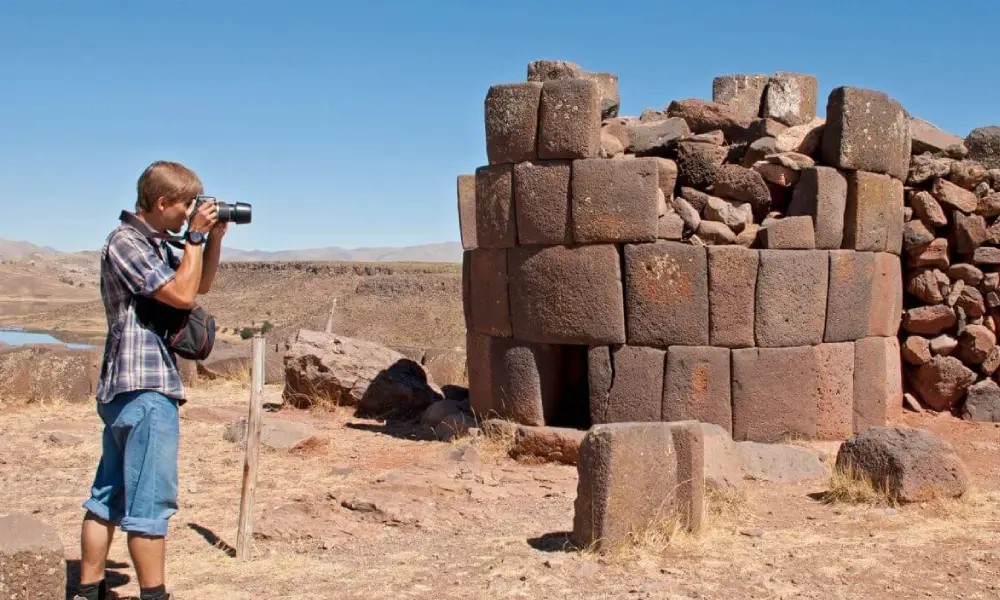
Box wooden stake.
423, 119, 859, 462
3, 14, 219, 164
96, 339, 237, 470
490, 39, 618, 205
324, 298, 338, 333
236, 334, 265, 561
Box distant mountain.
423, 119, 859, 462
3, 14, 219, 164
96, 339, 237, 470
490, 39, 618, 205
0, 237, 464, 264
0, 239, 59, 259
221, 242, 463, 263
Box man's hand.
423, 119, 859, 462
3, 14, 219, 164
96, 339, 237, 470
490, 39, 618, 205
190, 200, 219, 234
210, 220, 229, 242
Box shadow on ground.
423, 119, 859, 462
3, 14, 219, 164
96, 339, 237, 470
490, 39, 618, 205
65, 559, 131, 599
527, 532, 579, 553
187, 522, 237, 558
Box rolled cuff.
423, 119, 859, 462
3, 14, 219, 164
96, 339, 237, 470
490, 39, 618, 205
120, 515, 171, 537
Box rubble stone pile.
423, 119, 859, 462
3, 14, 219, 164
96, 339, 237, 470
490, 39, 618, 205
458, 59, 920, 443
899, 124, 1000, 419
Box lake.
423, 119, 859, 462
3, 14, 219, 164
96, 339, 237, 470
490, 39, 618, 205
0, 328, 95, 349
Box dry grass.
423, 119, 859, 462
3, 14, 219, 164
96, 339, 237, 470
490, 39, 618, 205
469, 415, 518, 463
817, 463, 896, 507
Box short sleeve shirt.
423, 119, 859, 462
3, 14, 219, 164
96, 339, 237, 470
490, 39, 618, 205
95, 215, 185, 403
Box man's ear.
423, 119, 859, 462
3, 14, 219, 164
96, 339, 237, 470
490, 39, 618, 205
154, 196, 168, 212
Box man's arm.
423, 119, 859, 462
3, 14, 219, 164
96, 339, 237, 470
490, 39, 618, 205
198, 222, 227, 294
154, 243, 205, 309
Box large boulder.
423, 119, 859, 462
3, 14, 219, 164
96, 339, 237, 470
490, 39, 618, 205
282, 329, 442, 418
835, 427, 969, 503
0, 513, 65, 600
0, 344, 99, 406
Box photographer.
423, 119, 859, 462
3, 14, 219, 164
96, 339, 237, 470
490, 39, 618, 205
71, 160, 226, 600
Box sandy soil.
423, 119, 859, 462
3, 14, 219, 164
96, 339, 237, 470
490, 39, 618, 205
2, 382, 1000, 600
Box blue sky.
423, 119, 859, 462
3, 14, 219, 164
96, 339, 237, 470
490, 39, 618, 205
0, 0, 996, 253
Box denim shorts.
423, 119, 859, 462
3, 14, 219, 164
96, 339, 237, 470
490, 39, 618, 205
82, 390, 180, 537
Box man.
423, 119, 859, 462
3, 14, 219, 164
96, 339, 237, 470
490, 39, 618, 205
72, 160, 227, 600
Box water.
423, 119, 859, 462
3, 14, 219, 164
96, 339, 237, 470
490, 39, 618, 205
0, 327, 95, 349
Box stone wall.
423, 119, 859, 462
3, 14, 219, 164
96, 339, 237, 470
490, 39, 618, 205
900, 125, 1000, 420
459, 59, 911, 443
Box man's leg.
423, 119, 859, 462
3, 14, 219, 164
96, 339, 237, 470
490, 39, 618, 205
80, 513, 115, 583
115, 391, 180, 599
76, 396, 130, 599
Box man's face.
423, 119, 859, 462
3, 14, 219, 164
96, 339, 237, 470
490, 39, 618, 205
158, 196, 196, 233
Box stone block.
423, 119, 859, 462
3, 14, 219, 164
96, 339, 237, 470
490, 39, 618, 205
513, 160, 572, 245
787, 166, 848, 250
588, 345, 665, 424
573, 421, 705, 551
468, 248, 511, 337
489, 338, 563, 426
475, 164, 516, 248
582, 71, 620, 119
755, 250, 829, 348
666, 98, 755, 142
466, 330, 492, 417
457, 174, 477, 250
844, 171, 904, 253
0, 513, 65, 600
538, 79, 602, 160
707, 246, 758, 348
815, 342, 856, 440
760, 216, 816, 249
484, 82, 543, 165
821, 86, 912, 180
663, 346, 732, 433
571, 158, 659, 243
624, 242, 709, 346
763, 72, 818, 127
826, 250, 875, 343
508, 244, 625, 345
731, 347, 819, 443
712, 74, 768, 120
854, 337, 902, 432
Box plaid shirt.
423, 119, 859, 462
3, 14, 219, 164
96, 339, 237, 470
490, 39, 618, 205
95, 213, 186, 404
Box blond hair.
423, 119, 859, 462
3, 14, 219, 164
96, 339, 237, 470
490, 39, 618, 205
136, 160, 204, 211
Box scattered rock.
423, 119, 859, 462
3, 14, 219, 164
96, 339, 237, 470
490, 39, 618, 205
774, 118, 825, 154
965, 126, 1000, 169
666, 98, 754, 141
903, 220, 935, 252
911, 190, 948, 228
626, 118, 691, 155
696, 220, 737, 245
902, 305, 957, 335
836, 427, 969, 503
711, 165, 772, 218
951, 160, 991, 191
956, 324, 996, 364
907, 154, 952, 186
963, 380, 1000, 422
933, 178, 979, 213
675, 141, 728, 189
930, 334, 959, 356
910, 118, 966, 156
224, 417, 330, 453
0, 345, 99, 405
704, 196, 753, 233
672, 196, 702, 231
909, 356, 977, 411
901, 336, 932, 366
47, 431, 83, 447
948, 263, 984, 286
906, 269, 946, 304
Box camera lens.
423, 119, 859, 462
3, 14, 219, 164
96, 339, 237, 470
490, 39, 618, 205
215, 201, 252, 224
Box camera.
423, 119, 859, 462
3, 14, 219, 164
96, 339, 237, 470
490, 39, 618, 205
193, 195, 252, 225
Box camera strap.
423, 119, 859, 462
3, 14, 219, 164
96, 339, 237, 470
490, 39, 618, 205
118, 210, 186, 250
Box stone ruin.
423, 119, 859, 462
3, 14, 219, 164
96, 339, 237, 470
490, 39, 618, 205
455, 59, 1000, 548
458, 60, 915, 445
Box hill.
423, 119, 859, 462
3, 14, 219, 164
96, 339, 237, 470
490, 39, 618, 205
221, 241, 463, 263
0, 239, 59, 258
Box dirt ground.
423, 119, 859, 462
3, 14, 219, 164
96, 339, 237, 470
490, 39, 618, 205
3, 382, 1000, 600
